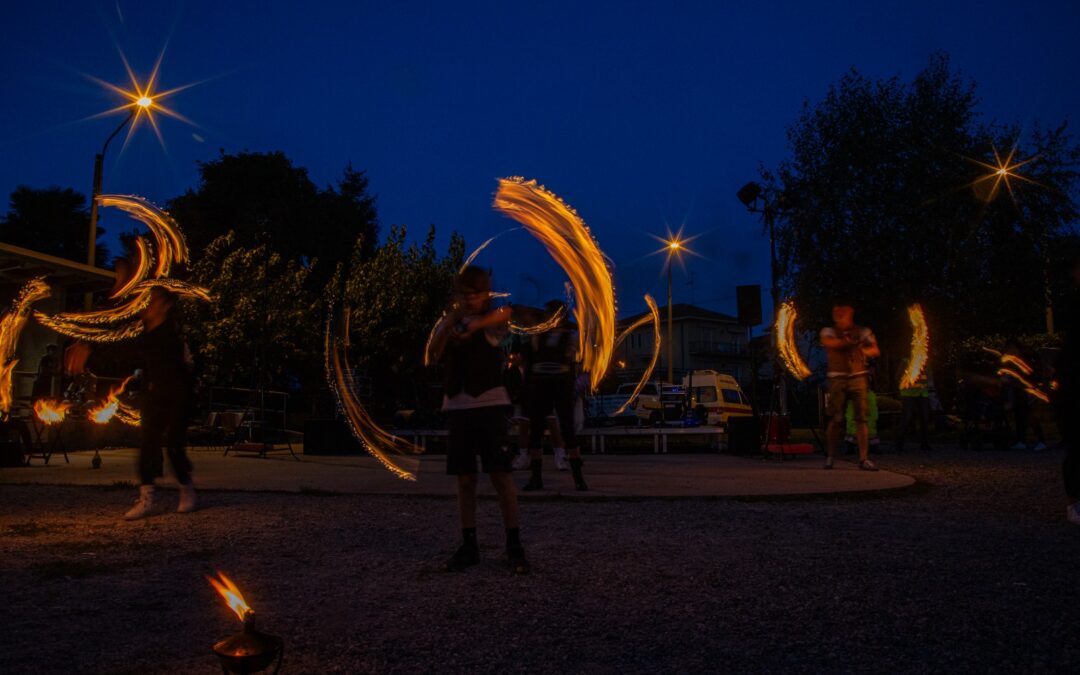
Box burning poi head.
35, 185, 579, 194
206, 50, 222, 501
776, 300, 812, 381
87, 376, 140, 426
33, 399, 71, 425
900, 304, 929, 389
0, 278, 52, 414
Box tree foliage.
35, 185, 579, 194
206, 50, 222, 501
338, 225, 465, 416
184, 231, 319, 394
0, 186, 108, 266
167, 151, 378, 289
765, 53, 1080, 385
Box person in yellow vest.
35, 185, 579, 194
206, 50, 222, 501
820, 303, 880, 470
896, 356, 932, 453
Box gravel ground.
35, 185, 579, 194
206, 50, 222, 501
2, 447, 1079, 674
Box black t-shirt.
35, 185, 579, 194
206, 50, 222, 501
137, 320, 189, 393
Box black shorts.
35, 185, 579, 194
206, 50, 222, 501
446, 407, 512, 475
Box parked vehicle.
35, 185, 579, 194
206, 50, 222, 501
682, 370, 752, 427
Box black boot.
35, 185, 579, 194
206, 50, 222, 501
523, 459, 544, 491
569, 457, 588, 491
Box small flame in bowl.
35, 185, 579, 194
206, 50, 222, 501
34, 399, 71, 424
208, 571, 252, 622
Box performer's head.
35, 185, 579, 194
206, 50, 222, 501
831, 302, 854, 329
454, 265, 492, 314
139, 286, 178, 329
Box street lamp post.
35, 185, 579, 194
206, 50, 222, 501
665, 239, 683, 385
87, 109, 137, 268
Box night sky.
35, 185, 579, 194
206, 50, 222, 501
2, 1, 1078, 318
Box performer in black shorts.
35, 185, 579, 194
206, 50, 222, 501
522, 300, 588, 491
430, 266, 528, 573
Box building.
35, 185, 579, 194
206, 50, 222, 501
0, 242, 115, 402
615, 303, 752, 388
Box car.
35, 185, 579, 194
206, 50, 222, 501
682, 370, 753, 427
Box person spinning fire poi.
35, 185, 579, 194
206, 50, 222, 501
820, 302, 880, 471
428, 265, 529, 574
66, 286, 197, 519
521, 300, 588, 492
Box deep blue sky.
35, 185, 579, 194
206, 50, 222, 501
2, 1, 1077, 318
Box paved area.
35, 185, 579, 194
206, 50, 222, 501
1, 447, 1077, 674
2, 445, 915, 497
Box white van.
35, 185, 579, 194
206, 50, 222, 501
682, 370, 752, 426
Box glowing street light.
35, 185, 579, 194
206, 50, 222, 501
650, 228, 697, 384
85, 53, 197, 272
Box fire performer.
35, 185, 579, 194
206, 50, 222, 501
67, 287, 196, 519
1059, 258, 1080, 526
820, 302, 880, 470
895, 356, 932, 453
429, 266, 529, 573
521, 300, 587, 491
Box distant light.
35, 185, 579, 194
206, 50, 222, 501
137, 96, 153, 108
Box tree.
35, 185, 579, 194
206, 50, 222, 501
167, 151, 379, 289
183, 231, 320, 395
0, 186, 108, 266
338, 224, 465, 419
764, 53, 1080, 386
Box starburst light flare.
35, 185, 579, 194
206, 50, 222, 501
900, 304, 930, 389
493, 178, 616, 391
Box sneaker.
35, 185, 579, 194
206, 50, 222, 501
506, 546, 530, 575
1010, 442, 1028, 451
823, 457, 834, 470
554, 448, 569, 471
445, 545, 480, 572
1032, 442, 1048, 451
512, 450, 530, 470
1068, 503, 1080, 526
177, 484, 197, 514
124, 486, 155, 520
859, 459, 879, 471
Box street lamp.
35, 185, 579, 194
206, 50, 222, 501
737, 181, 789, 414
87, 96, 153, 268
661, 235, 687, 385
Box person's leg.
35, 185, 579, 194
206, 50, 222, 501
524, 379, 553, 489
1013, 394, 1029, 447
445, 411, 481, 570
457, 474, 478, 528
825, 378, 844, 467
852, 377, 874, 468
489, 472, 519, 528
553, 376, 586, 489
127, 400, 164, 519
917, 397, 931, 450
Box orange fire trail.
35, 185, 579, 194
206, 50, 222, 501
98, 195, 189, 277
208, 571, 253, 622
33, 399, 71, 424
110, 236, 153, 299
35, 195, 207, 342
87, 376, 138, 425
326, 308, 421, 480
611, 294, 662, 416
776, 300, 812, 381
0, 278, 51, 414
493, 178, 616, 391
900, 304, 930, 389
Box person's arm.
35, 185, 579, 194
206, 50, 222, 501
820, 327, 850, 350
460, 305, 511, 336
860, 329, 880, 359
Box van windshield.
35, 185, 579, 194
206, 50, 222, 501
722, 389, 743, 404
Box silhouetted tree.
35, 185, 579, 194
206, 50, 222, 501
764, 53, 1080, 386
0, 186, 108, 266
167, 151, 378, 289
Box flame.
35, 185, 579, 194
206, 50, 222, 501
33, 399, 71, 424
110, 236, 153, 299
326, 307, 421, 480
34, 195, 206, 343
509, 303, 567, 336
611, 294, 663, 415
87, 376, 136, 425
986, 348, 1050, 404
493, 178, 616, 392
208, 572, 253, 623
0, 278, 52, 413
776, 300, 812, 381
900, 304, 930, 389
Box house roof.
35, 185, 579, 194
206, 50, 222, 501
619, 303, 737, 327
0, 242, 115, 292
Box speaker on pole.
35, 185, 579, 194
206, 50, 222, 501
736, 284, 762, 327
